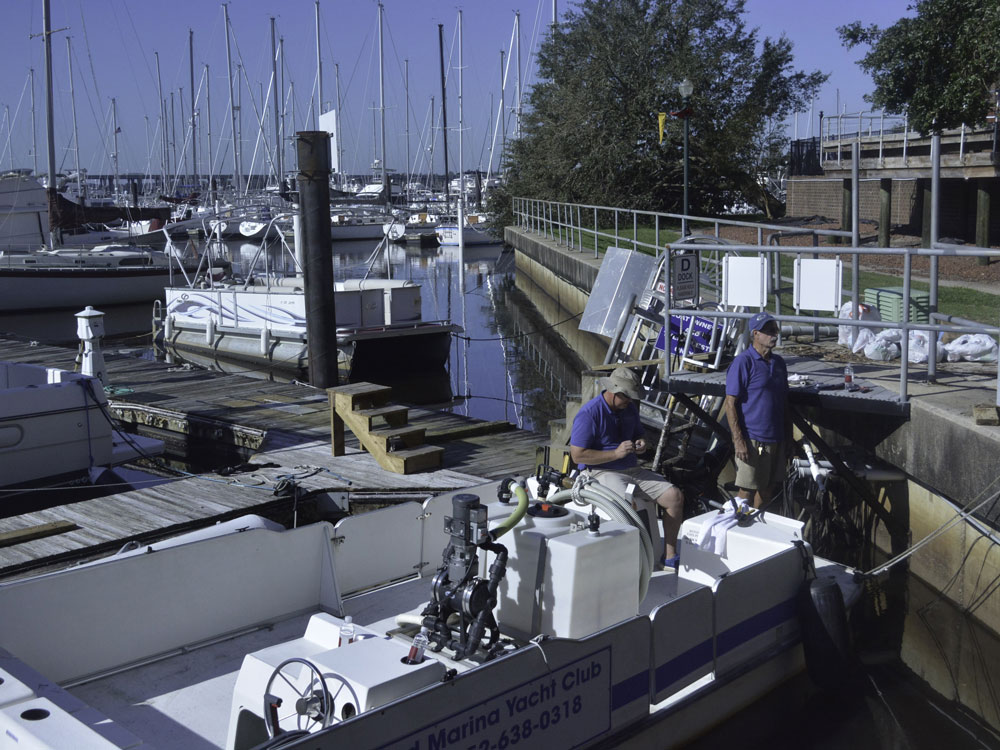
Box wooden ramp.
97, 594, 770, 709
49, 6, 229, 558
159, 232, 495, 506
329, 383, 444, 474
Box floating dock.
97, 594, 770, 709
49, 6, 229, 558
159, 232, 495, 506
0, 337, 546, 579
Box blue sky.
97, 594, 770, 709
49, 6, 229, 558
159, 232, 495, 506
1, 0, 911, 179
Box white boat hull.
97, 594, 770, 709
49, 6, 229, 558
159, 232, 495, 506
0, 477, 856, 749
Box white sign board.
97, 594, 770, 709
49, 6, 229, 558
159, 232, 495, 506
793, 258, 842, 311
318, 110, 339, 173
722, 255, 769, 309
671, 253, 699, 302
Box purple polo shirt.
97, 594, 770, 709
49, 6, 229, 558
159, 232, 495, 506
570, 391, 644, 471
725, 346, 788, 442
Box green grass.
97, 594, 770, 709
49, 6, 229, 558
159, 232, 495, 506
567, 224, 998, 326
774, 257, 999, 326
561, 222, 683, 256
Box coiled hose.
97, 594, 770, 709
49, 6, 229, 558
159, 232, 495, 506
546, 476, 656, 602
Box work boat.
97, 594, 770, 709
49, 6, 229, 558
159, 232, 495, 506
0, 475, 857, 749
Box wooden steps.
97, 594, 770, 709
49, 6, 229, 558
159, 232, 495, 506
328, 383, 443, 474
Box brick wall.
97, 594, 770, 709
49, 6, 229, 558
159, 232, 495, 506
786, 177, 999, 242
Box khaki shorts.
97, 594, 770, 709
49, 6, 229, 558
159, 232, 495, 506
589, 466, 675, 506
734, 440, 785, 491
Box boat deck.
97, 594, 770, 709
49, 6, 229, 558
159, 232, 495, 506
0, 337, 547, 579
64, 566, 685, 750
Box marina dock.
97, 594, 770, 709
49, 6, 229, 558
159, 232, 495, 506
0, 337, 546, 579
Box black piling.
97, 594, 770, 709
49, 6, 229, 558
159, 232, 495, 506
296, 131, 338, 389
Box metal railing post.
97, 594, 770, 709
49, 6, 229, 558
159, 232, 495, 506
900, 249, 912, 401
594, 206, 600, 258
928, 133, 941, 378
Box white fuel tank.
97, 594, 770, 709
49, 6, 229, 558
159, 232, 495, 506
484, 501, 639, 641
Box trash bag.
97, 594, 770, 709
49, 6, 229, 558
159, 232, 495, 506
838, 302, 881, 352
908, 330, 945, 363
943, 333, 999, 363
864, 333, 901, 361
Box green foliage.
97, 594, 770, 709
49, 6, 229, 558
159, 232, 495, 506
503, 0, 826, 216
839, 0, 1000, 132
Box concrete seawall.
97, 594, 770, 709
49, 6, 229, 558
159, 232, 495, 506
506, 223, 1000, 725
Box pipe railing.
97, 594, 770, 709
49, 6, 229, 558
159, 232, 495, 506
511, 197, 999, 405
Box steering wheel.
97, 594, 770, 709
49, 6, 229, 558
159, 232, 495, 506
263, 658, 335, 738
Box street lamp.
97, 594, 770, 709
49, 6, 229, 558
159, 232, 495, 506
677, 78, 693, 236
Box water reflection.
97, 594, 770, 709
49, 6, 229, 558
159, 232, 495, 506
0, 237, 585, 435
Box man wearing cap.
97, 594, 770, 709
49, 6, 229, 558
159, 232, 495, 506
725, 312, 792, 509
569, 366, 685, 567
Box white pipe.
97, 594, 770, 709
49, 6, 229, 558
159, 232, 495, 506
792, 458, 905, 482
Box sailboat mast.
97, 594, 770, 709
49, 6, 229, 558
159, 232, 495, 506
111, 98, 121, 203
458, 10, 464, 220
315, 0, 323, 130
42, 0, 57, 249
189, 29, 198, 191
66, 37, 84, 204
280, 36, 287, 180
270, 17, 282, 184
155, 51, 166, 189
223, 3, 240, 193
499, 50, 506, 170
29, 68, 37, 177
378, 1, 389, 212
404, 59, 410, 200
205, 63, 213, 198
438, 24, 449, 204
335, 63, 343, 178
515, 12, 522, 139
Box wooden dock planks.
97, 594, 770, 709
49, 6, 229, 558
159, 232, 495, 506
0, 337, 547, 578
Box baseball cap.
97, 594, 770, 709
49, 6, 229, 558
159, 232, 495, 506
603, 366, 643, 400
748, 311, 778, 333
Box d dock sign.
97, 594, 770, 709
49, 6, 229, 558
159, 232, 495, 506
671, 254, 699, 303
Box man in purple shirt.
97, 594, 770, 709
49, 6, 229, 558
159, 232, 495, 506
725, 312, 792, 509
570, 366, 684, 567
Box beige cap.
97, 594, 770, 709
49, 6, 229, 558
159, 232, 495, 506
603, 366, 643, 400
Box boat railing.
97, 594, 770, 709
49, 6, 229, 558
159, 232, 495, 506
512, 197, 1000, 404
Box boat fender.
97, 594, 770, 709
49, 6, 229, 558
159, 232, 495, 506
798, 576, 852, 691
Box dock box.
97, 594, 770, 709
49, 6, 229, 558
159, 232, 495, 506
863, 286, 930, 323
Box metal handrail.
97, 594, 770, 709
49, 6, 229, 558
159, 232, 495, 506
511, 196, 999, 405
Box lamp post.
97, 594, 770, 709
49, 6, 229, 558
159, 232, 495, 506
677, 78, 693, 236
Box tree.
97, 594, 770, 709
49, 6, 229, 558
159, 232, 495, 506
839, 0, 1000, 133
502, 0, 826, 218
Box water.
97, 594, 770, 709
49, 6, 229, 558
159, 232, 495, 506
0, 236, 564, 434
